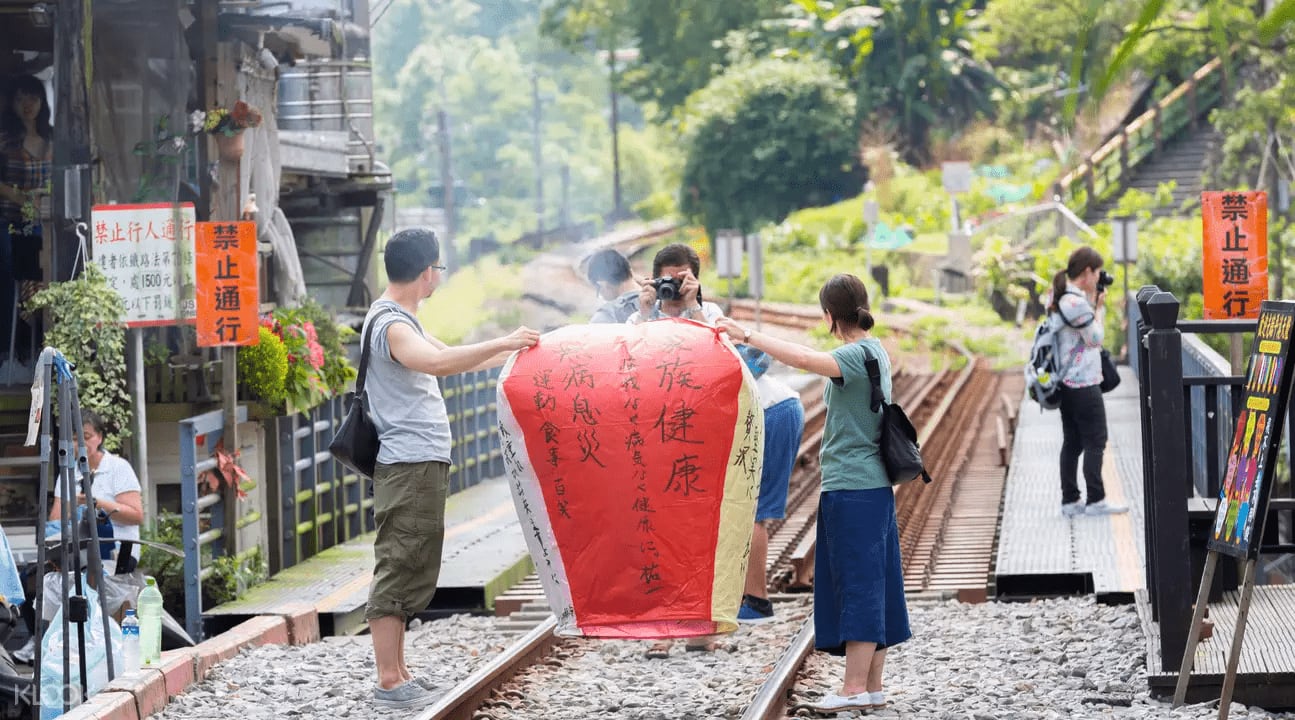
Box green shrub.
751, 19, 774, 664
141, 512, 268, 615
237, 326, 289, 409
633, 190, 678, 221
679, 56, 863, 237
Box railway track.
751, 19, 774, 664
436, 298, 1013, 720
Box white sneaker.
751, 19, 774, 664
868, 690, 886, 708
1061, 501, 1084, 518
810, 691, 874, 713
12, 637, 34, 664
1086, 499, 1129, 515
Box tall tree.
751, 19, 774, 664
372, 0, 671, 242
790, 0, 1000, 165
542, 0, 782, 115
678, 56, 864, 238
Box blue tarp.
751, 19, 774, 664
866, 222, 915, 249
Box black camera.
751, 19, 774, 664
1097, 270, 1115, 291
653, 276, 681, 301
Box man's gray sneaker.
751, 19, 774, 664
375, 680, 436, 709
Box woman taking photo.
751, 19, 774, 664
719, 273, 910, 713
1048, 246, 1127, 517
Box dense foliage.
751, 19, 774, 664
788, 0, 1000, 165
141, 512, 267, 616
678, 57, 863, 238
542, 0, 782, 115
236, 302, 355, 415
25, 263, 132, 451
372, 0, 676, 246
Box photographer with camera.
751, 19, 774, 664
1047, 246, 1127, 518
627, 243, 725, 326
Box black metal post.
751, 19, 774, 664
1143, 290, 1193, 667
1135, 285, 1160, 616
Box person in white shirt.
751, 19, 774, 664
14, 410, 146, 663
626, 243, 725, 325
49, 410, 144, 560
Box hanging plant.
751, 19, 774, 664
191, 100, 264, 137
24, 263, 131, 450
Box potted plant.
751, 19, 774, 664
192, 100, 263, 162
236, 300, 356, 417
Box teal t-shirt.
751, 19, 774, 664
820, 337, 892, 492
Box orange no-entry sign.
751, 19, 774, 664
195, 221, 259, 346
1202, 191, 1268, 320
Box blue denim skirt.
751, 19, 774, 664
814, 487, 912, 654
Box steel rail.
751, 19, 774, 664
743, 323, 983, 720
463, 301, 989, 720
415, 616, 561, 720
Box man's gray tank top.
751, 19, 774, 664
362, 299, 452, 465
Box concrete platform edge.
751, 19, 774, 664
57, 605, 315, 720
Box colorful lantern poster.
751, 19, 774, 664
497, 320, 762, 638
1210, 301, 1295, 558
1202, 191, 1267, 320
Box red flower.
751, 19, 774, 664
307, 340, 325, 369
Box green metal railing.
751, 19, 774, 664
270, 396, 375, 573
1055, 58, 1225, 214
267, 368, 504, 573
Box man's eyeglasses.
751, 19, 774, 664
430, 264, 447, 271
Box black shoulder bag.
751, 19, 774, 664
863, 350, 932, 485
329, 308, 393, 478
1055, 291, 1120, 394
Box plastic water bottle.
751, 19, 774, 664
137, 577, 164, 667
121, 609, 140, 674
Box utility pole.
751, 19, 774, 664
532, 72, 544, 234
560, 164, 572, 229
437, 109, 456, 271
608, 35, 623, 218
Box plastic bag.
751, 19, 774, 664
99, 572, 145, 617
39, 575, 123, 719
0, 524, 24, 604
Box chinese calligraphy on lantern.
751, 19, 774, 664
1202, 191, 1268, 320
90, 203, 197, 326
496, 321, 760, 638
195, 222, 259, 346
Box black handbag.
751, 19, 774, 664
864, 352, 932, 485
1099, 348, 1121, 393
329, 308, 392, 478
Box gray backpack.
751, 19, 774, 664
1024, 292, 1091, 410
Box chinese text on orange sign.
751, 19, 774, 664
195, 222, 259, 347
1202, 191, 1267, 320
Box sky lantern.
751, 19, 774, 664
497, 319, 762, 638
